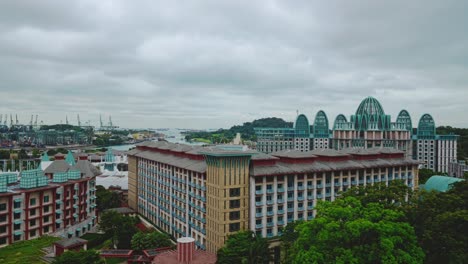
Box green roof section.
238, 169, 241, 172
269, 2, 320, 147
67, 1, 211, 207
294, 114, 310, 138
313, 110, 329, 138
41, 152, 50, 162
65, 151, 76, 166
423, 176, 464, 192
105, 149, 114, 163
417, 113, 436, 139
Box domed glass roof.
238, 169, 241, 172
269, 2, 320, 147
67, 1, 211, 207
355, 96, 385, 116
313, 110, 329, 138
294, 114, 310, 138
417, 113, 435, 138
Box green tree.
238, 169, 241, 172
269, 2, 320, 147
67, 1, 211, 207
53, 250, 105, 264
291, 197, 424, 264
407, 181, 468, 263
280, 221, 302, 264
31, 149, 41, 158
96, 185, 121, 211
341, 180, 414, 210
99, 210, 138, 249
418, 169, 441, 184
131, 231, 172, 250
217, 231, 269, 264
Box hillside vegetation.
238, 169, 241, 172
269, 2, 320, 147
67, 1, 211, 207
184, 117, 293, 143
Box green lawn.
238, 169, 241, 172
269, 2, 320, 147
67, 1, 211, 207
0, 236, 60, 264
192, 138, 211, 143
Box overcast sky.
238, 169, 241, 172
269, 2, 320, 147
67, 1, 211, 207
0, 1, 467, 129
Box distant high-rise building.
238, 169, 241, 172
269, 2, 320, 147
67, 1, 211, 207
254, 96, 458, 173
414, 114, 458, 173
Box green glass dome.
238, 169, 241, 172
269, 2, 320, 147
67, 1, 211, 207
423, 176, 464, 192
313, 110, 329, 138
417, 113, 436, 139
396, 110, 412, 131
295, 114, 310, 138
355, 96, 385, 116
351, 97, 390, 131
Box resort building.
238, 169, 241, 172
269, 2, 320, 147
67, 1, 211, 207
0, 152, 99, 247
414, 114, 458, 173
128, 141, 419, 254
254, 96, 458, 173
448, 160, 468, 178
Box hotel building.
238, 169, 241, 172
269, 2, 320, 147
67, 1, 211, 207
0, 152, 99, 247
255, 96, 458, 173
128, 141, 419, 253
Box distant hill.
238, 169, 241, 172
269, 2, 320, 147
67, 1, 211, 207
184, 117, 292, 143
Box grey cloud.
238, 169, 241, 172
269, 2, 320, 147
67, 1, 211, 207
0, 0, 467, 129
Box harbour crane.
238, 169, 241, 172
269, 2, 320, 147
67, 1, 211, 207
77, 114, 81, 127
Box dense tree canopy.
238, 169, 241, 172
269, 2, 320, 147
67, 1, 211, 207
52, 250, 105, 264
341, 180, 413, 210
95, 185, 121, 211
131, 231, 172, 250
291, 197, 424, 264
99, 210, 139, 249
407, 181, 468, 264
217, 231, 269, 264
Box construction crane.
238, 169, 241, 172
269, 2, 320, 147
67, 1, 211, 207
77, 114, 81, 127
10, 114, 13, 127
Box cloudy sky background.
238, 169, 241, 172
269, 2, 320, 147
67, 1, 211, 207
0, 1, 467, 129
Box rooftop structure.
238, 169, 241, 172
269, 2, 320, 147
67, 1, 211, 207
421, 175, 464, 192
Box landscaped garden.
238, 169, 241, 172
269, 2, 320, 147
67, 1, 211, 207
0, 235, 60, 264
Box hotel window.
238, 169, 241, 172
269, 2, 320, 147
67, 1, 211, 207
43, 195, 49, 203
14, 213, 20, 219
0, 226, 6, 233
30, 198, 36, 206
14, 201, 21, 209
44, 206, 49, 213
30, 209, 36, 216
229, 211, 240, 220
29, 219, 36, 226
0, 237, 6, 245
229, 188, 240, 197
29, 230, 36, 237
14, 223, 20, 230
44, 216, 49, 223
14, 234, 21, 241
229, 222, 240, 232
229, 200, 240, 209
0, 203, 6, 211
